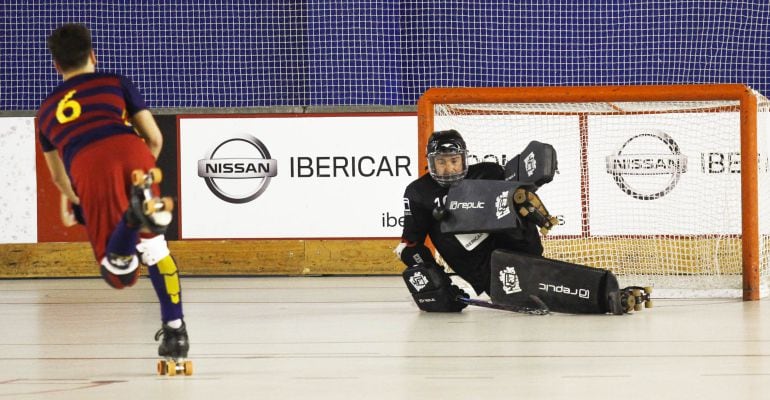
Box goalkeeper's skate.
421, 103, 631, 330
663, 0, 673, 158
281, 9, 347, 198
155, 322, 192, 376
128, 168, 173, 234
512, 187, 559, 235
608, 286, 653, 315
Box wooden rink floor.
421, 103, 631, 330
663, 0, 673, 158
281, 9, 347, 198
0, 276, 769, 400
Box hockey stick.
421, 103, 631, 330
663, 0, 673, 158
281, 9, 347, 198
457, 295, 550, 315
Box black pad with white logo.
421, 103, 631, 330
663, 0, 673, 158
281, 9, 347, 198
504, 141, 557, 189
440, 179, 528, 234
402, 263, 469, 312
489, 249, 619, 314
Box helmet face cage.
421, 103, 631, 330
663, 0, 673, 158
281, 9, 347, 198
428, 150, 468, 187
426, 130, 469, 187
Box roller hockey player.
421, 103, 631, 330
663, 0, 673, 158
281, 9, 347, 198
38, 24, 191, 374
396, 129, 651, 315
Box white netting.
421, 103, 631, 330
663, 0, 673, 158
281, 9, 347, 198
2, 1, 769, 110
433, 92, 769, 298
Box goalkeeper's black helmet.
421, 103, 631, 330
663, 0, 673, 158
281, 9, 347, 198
426, 129, 468, 187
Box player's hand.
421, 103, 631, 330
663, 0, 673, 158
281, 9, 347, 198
71, 203, 86, 225
60, 194, 84, 227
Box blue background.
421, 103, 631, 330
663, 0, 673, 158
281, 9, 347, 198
2, 1, 768, 110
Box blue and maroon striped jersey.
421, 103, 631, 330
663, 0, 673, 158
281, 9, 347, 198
36, 72, 147, 169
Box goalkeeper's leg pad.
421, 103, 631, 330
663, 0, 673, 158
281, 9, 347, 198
490, 249, 633, 314
402, 263, 468, 312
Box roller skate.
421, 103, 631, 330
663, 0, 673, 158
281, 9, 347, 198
128, 168, 173, 234
511, 187, 559, 235
155, 321, 192, 376
607, 286, 654, 315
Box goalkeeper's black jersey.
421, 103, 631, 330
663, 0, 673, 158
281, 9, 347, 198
400, 162, 543, 292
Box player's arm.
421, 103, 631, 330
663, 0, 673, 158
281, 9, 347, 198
43, 150, 79, 205
132, 109, 163, 159
396, 187, 468, 312
395, 189, 438, 268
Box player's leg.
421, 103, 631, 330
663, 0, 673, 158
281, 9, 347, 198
126, 167, 173, 234
489, 249, 647, 315
99, 213, 142, 289
68, 136, 145, 288
98, 166, 173, 289
136, 234, 189, 359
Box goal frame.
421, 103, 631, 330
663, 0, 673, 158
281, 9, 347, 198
417, 84, 761, 300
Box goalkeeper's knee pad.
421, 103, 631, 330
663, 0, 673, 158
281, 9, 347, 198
402, 263, 468, 312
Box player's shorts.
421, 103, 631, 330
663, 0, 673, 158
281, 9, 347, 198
68, 134, 158, 262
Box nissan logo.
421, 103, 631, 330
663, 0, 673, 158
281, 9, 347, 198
605, 130, 688, 200
198, 134, 278, 203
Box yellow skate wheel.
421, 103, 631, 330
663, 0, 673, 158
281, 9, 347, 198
167, 360, 177, 376
157, 360, 166, 375
645, 300, 654, 308
513, 188, 527, 204
518, 207, 530, 217
183, 361, 193, 376
625, 295, 636, 313
634, 303, 643, 312
143, 199, 159, 215
643, 286, 653, 294
527, 192, 541, 208
548, 216, 559, 226
148, 168, 163, 184
161, 197, 174, 212
631, 289, 642, 297
131, 170, 146, 186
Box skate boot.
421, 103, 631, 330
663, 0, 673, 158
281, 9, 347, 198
607, 286, 654, 315
512, 187, 560, 235
127, 168, 173, 234
155, 321, 192, 376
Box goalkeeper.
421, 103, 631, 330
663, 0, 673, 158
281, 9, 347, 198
396, 129, 647, 315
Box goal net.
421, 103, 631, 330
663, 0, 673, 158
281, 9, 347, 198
419, 84, 770, 299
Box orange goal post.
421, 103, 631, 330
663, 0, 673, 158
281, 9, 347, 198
417, 84, 769, 300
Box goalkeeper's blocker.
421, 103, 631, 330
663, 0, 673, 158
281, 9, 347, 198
438, 140, 559, 235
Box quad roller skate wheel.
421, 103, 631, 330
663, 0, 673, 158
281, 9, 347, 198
624, 295, 636, 313
183, 361, 193, 375
639, 287, 653, 308
148, 168, 162, 183
143, 197, 174, 215
161, 197, 174, 212
527, 193, 542, 208
157, 359, 172, 375
131, 170, 146, 186
166, 360, 176, 376
131, 168, 163, 186
157, 359, 193, 376
513, 188, 527, 204
547, 216, 559, 225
